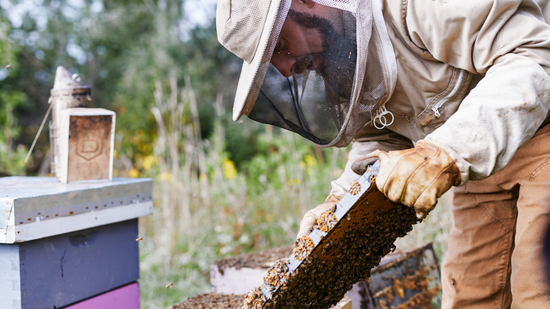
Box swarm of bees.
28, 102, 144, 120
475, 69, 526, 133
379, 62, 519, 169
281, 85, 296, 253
348, 182, 362, 195
169, 293, 245, 309
240, 172, 422, 309
316, 207, 338, 233
369, 246, 442, 309
215, 246, 294, 274
243, 287, 267, 309
264, 259, 291, 288
293, 236, 315, 261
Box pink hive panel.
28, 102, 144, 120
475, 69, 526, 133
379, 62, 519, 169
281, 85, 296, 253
65, 282, 140, 309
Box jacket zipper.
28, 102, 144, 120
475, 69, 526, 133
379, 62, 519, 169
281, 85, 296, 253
431, 70, 465, 118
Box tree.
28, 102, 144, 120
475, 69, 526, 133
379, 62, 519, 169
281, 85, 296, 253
0, 0, 242, 173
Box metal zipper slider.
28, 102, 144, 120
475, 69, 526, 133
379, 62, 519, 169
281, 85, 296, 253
431, 70, 465, 118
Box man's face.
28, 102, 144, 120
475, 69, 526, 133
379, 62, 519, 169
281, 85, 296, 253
270, 9, 357, 99
270, 11, 325, 78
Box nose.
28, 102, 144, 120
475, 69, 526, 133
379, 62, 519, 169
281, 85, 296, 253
271, 54, 296, 78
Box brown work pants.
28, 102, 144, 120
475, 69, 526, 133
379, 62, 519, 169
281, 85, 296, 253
442, 123, 550, 309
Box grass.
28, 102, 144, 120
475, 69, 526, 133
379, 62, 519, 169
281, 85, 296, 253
0, 74, 454, 308
119, 78, 454, 308
133, 77, 348, 308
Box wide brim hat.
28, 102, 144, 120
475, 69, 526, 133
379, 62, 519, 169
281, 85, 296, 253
217, 0, 291, 121
217, 0, 397, 148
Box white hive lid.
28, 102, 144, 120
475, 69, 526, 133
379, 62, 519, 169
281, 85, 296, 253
0, 177, 152, 243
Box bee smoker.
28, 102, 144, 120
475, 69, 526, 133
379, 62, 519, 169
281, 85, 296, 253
49, 66, 92, 177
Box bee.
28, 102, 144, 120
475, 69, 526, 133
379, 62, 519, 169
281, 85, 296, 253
316, 210, 337, 233
165, 282, 173, 288
5, 64, 11, 69
136, 237, 143, 241
243, 287, 264, 307
264, 259, 290, 288
393, 278, 405, 299
349, 182, 362, 195
292, 236, 314, 261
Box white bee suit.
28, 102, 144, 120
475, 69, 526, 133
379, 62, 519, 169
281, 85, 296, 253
330, 0, 550, 197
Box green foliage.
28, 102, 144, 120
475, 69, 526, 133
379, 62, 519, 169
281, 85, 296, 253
0, 2, 451, 308
132, 77, 347, 307
0, 13, 28, 175
0, 15, 17, 66
0, 0, 241, 173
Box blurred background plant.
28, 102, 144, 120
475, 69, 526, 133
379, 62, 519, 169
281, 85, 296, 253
0, 0, 453, 308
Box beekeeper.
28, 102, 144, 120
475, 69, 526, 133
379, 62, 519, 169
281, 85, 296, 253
216, 0, 550, 307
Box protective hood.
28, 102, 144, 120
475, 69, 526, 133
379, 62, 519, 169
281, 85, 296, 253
218, 0, 397, 147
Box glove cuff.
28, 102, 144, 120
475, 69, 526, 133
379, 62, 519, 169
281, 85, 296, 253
325, 193, 344, 204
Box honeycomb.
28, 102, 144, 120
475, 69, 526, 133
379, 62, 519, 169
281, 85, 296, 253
170, 293, 244, 309
241, 168, 421, 309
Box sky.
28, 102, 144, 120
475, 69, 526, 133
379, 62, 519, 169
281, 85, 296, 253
0, 0, 219, 79
185, 0, 217, 28
0, 0, 218, 31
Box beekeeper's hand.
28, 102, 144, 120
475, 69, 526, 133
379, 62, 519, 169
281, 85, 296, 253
352, 141, 460, 215
297, 194, 343, 240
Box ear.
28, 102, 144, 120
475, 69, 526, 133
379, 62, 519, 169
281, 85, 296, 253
297, 0, 316, 9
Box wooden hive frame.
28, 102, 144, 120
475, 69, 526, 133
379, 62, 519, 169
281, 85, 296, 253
210, 244, 441, 309
242, 161, 422, 309
170, 294, 352, 309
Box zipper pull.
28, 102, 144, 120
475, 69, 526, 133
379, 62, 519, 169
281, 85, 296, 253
431, 106, 441, 118
373, 106, 394, 130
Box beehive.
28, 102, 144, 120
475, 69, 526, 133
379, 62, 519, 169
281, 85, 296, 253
211, 244, 440, 309
211, 246, 293, 294
0, 176, 152, 308
64, 283, 140, 309
170, 294, 352, 309
241, 161, 423, 309
349, 244, 441, 309
170, 293, 245, 309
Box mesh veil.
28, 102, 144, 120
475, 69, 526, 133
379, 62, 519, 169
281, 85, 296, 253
246, 0, 397, 147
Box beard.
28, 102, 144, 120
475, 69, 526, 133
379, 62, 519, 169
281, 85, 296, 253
287, 10, 357, 100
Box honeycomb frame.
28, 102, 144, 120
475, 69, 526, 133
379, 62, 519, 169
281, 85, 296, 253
241, 161, 421, 309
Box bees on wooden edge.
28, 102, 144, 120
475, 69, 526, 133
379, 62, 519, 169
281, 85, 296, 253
292, 236, 314, 261
264, 259, 291, 288
317, 209, 338, 233
349, 182, 362, 195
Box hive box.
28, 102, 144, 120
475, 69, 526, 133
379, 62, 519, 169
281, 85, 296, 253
65, 282, 140, 309
211, 245, 440, 309
56, 108, 115, 184
170, 294, 351, 309
0, 176, 152, 309
0, 220, 139, 309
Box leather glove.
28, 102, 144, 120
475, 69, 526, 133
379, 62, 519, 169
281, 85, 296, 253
351, 141, 460, 215
297, 194, 343, 240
